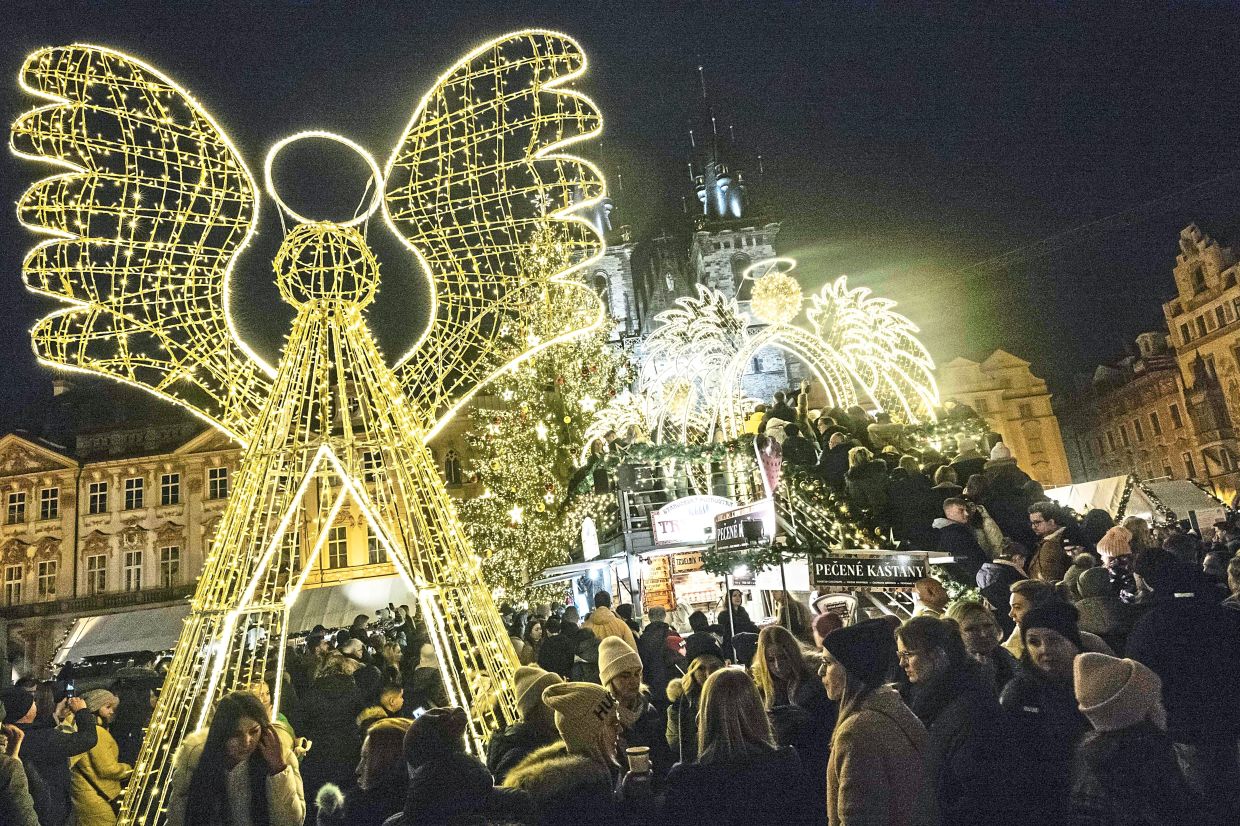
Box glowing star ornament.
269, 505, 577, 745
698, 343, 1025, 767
12, 31, 606, 824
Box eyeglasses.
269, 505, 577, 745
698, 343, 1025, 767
896, 649, 924, 663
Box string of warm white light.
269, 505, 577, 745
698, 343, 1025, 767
12, 29, 608, 824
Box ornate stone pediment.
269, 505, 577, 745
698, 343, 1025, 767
1, 537, 30, 564
0, 435, 76, 477
83, 530, 112, 556
119, 524, 149, 550
34, 535, 60, 559
155, 520, 185, 544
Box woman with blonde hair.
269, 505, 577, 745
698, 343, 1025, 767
750, 625, 835, 810
662, 668, 816, 824
665, 652, 724, 764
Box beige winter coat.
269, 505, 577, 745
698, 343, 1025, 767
826, 686, 933, 826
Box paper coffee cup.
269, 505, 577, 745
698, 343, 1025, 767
626, 745, 651, 773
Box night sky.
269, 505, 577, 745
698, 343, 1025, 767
5, 1, 1240, 430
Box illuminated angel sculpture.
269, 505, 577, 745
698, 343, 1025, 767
12, 31, 605, 820
586, 257, 939, 451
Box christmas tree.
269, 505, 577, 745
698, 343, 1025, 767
458, 231, 632, 602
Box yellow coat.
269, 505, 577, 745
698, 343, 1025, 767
69, 723, 131, 826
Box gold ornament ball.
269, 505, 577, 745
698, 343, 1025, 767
750, 271, 804, 325
563, 415, 572, 424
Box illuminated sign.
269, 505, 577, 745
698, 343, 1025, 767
652, 495, 736, 546
714, 498, 777, 552
810, 551, 930, 593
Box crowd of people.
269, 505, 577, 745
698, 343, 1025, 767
4, 388, 1240, 824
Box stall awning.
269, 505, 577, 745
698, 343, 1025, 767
55, 602, 192, 664
529, 558, 623, 589
287, 575, 416, 633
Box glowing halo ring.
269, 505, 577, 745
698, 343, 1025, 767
263, 130, 384, 228
741, 255, 798, 283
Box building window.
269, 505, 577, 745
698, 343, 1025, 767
6, 492, 26, 525
37, 560, 56, 597
592, 272, 611, 316
124, 477, 144, 510
1197, 316, 1208, 338
1028, 436, 1045, 454
1170, 404, 1184, 429
444, 450, 463, 487
1163, 464, 1174, 478
367, 526, 387, 565
1148, 412, 1162, 436
159, 546, 180, 588
1018, 402, 1033, 418
1180, 322, 1192, 344
1228, 272, 1238, 289
732, 254, 753, 301
1183, 452, 1197, 479
1217, 306, 1228, 328
3, 565, 21, 606
1094, 437, 1104, 456
1233, 297, 1240, 320
86, 555, 107, 595
39, 487, 59, 521
1192, 265, 1207, 294
362, 451, 382, 484
208, 467, 229, 500
1133, 419, 1145, 442
1106, 431, 1116, 451
975, 398, 989, 413
161, 473, 181, 506
327, 525, 348, 569
1120, 425, 1130, 447
123, 550, 143, 592
88, 482, 108, 514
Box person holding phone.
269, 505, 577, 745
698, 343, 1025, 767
9, 682, 97, 826
165, 690, 305, 826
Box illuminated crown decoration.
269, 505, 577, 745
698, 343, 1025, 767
12, 31, 605, 823
587, 257, 938, 455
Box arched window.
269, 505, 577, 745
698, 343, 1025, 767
732, 253, 753, 301
592, 272, 611, 316
1192, 264, 1207, 294
444, 450, 463, 487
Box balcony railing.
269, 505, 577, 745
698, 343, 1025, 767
0, 583, 195, 620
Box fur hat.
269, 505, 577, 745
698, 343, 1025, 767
542, 681, 616, 759
989, 442, 1012, 461
404, 706, 467, 771
1020, 599, 1084, 650
1096, 526, 1133, 559
1074, 653, 1165, 732
514, 665, 562, 719
821, 619, 897, 686
0, 687, 34, 723
598, 637, 642, 688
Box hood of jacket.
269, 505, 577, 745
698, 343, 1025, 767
847, 686, 926, 752
932, 517, 953, 530
502, 742, 612, 802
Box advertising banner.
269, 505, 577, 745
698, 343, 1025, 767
809, 551, 930, 593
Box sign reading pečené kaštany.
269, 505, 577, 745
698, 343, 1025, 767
810, 551, 930, 592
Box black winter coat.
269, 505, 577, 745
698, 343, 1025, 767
906, 664, 1025, 825
536, 628, 578, 678
1124, 593, 1240, 747
619, 694, 674, 784
1000, 665, 1091, 822
300, 672, 365, 798
781, 434, 819, 467
403, 665, 448, 711
636, 621, 679, 707
662, 745, 817, 826
486, 719, 558, 785
817, 443, 852, 490
16, 707, 97, 826
889, 470, 939, 549
845, 459, 889, 518
935, 520, 988, 580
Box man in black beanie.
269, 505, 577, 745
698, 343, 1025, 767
1128, 547, 1240, 815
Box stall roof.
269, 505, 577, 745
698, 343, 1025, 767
287, 575, 416, 633
1142, 480, 1225, 518
529, 558, 623, 588
1046, 475, 1224, 521
55, 602, 191, 664
53, 576, 418, 664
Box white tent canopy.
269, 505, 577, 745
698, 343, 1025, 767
1046, 475, 1225, 523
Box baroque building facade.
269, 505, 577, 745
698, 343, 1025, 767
937, 350, 1073, 486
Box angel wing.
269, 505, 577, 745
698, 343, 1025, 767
808, 276, 939, 422
11, 45, 274, 442
384, 30, 606, 438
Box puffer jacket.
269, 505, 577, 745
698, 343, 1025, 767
165, 728, 305, 826
583, 606, 638, 649
68, 721, 130, 826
